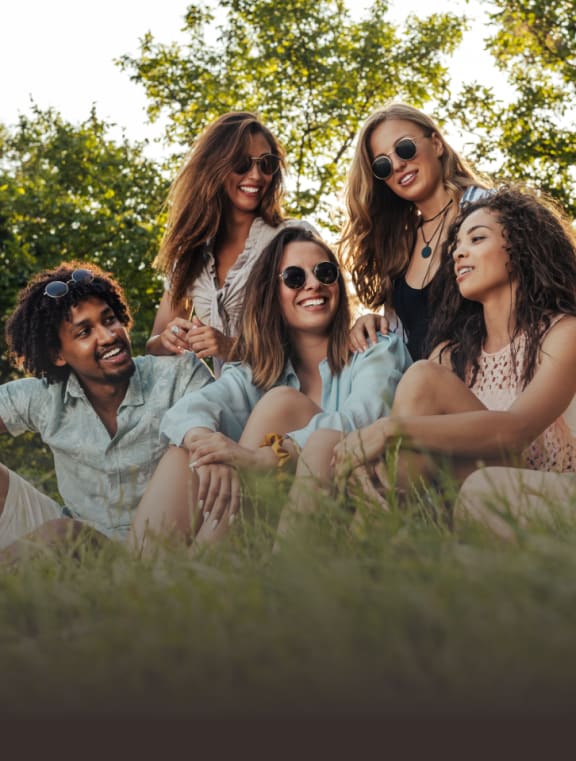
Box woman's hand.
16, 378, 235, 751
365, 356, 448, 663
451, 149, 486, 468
349, 313, 389, 352
185, 317, 235, 362
332, 419, 389, 476
155, 317, 196, 355
192, 463, 242, 528
347, 463, 391, 512
186, 430, 261, 470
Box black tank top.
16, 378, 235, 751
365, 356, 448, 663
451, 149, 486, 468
392, 276, 432, 361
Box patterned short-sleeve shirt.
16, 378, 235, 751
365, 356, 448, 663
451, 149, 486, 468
0, 353, 213, 538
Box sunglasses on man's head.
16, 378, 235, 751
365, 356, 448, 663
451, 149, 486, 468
278, 261, 340, 290
232, 153, 281, 176
43, 269, 94, 299
371, 136, 419, 181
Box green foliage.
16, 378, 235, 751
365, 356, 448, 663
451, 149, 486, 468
448, 0, 576, 214
118, 0, 466, 227
0, 106, 168, 359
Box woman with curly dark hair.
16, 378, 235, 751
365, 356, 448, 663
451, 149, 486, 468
146, 111, 314, 374
333, 186, 576, 508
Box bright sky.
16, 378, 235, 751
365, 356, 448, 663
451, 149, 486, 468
1, 0, 506, 157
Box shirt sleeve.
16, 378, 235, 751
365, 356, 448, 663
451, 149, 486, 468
287, 333, 412, 449
0, 378, 45, 436
160, 362, 262, 445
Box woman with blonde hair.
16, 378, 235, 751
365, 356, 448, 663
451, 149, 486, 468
146, 111, 314, 374
341, 102, 490, 360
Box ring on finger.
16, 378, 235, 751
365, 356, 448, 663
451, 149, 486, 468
171, 325, 180, 336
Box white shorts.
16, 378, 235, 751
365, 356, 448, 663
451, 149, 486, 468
0, 468, 63, 550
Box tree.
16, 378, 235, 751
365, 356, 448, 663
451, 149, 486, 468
447, 0, 576, 214
0, 106, 168, 357
118, 0, 467, 227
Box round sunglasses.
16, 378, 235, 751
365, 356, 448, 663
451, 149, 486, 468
232, 153, 281, 176
278, 261, 340, 290
371, 136, 419, 181
43, 268, 94, 298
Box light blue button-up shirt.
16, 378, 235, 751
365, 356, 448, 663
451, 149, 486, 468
0, 353, 213, 539
161, 333, 412, 450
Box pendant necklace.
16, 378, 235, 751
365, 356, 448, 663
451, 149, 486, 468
421, 210, 450, 289
420, 200, 453, 259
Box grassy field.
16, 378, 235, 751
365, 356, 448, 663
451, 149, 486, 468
2, 469, 576, 721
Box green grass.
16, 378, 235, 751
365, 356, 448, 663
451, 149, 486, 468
2, 468, 576, 719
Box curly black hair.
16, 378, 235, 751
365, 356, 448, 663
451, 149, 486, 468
427, 185, 576, 389
5, 261, 133, 384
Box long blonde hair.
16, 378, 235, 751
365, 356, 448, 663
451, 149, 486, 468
230, 227, 351, 390
340, 102, 488, 310
155, 112, 286, 308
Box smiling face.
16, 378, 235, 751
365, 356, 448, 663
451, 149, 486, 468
54, 297, 134, 391
369, 118, 444, 203
453, 208, 514, 303
223, 132, 274, 216
278, 240, 340, 338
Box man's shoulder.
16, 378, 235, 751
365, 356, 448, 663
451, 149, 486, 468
0, 375, 54, 402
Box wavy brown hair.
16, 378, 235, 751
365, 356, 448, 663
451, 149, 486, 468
230, 227, 351, 390
340, 102, 489, 310
427, 186, 576, 388
6, 261, 132, 384
155, 112, 287, 309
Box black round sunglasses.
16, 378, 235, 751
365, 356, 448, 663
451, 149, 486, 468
278, 261, 340, 290
371, 136, 419, 181
43, 269, 94, 299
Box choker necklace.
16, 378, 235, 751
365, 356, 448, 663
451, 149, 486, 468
420, 199, 453, 224
420, 201, 453, 258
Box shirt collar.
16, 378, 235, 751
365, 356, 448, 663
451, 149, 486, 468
62, 362, 145, 408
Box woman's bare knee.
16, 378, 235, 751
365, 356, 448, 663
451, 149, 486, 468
392, 360, 483, 416
241, 387, 320, 447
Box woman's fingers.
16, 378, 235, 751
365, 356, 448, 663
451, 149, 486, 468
350, 464, 390, 511
164, 318, 195, 353
194, 464, 241, 528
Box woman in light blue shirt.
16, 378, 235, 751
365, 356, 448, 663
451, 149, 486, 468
131, 227, 412, 550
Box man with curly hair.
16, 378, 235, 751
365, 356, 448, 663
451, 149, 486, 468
0, 262, 213, 550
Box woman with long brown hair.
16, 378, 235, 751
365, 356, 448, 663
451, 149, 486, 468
341, 102, 491, 361
131, 227, 411, 550
147, 111, 314, 374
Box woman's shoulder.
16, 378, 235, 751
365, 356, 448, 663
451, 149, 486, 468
542, 314, 576, 342
459, 185, 496, 207
280, 218, 319, 235
350, 331, 412, 366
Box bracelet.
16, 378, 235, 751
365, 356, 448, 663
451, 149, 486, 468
259, 433, 291, 469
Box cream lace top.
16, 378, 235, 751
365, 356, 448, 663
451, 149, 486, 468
467, 319, 576, 472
